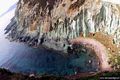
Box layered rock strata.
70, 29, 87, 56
5, 0, 120, 72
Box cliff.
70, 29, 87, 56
5, 0, 120, 72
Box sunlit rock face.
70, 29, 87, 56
5, 0, 120, 51
5, 0, 120, 72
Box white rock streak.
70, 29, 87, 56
102, 0, 120, 4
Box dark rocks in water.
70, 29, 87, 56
4, 17, 16, 30
25, 36, 31, 42
4, 21, 17, 34
40, 34, 46, 44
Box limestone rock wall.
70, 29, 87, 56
5, 0, 120, 52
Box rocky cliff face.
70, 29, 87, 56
5, 0, 120, 71
5, 0, 120, 51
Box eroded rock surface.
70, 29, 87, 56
5, 0, 120, 72
5, 0, 120, 50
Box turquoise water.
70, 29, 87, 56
0, 44, 99, 76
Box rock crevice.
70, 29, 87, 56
5, 0, 120, 51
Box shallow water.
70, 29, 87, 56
0, 40, 99, 76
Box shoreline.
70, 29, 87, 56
69, 37, 112, 71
